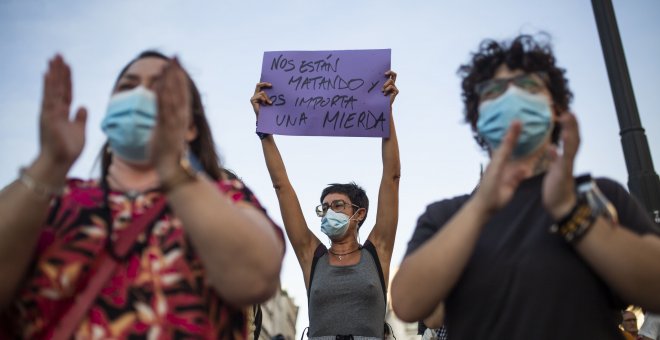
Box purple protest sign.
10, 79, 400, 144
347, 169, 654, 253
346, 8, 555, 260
257, 49, 391, 137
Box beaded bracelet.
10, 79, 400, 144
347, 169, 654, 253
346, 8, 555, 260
549, 195, 597, 244
18, 167, 65, 199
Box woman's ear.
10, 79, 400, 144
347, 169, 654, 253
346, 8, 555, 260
185, 121, 198, 142
357, 207, 367, 222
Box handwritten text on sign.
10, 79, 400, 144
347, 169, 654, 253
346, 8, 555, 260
257, 49, 391, 137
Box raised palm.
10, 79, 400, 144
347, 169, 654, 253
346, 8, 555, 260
39, 55, 87, 170
542, 113, 580, 219
474, 122, 531, 215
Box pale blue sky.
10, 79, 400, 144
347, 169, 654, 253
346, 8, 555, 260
1, 0, 659, 337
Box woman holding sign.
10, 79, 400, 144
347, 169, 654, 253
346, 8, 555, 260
251, 70, 399, 339
0, 52, 284, 339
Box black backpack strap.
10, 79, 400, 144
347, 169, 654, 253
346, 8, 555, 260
300, 326, 309, 340
363, 240, 387, 303
307, 243, 327, 301
253, 304, 262, 340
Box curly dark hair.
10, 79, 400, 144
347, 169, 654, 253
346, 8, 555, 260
457, 34, 573, 151
320, 182, 369, 227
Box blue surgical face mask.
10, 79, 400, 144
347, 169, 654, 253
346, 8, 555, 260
477, 86, 553, 158
321, 209, 357, 239
101, 86, 157, 163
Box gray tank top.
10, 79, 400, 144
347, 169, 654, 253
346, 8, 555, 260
308, 243, 386, 338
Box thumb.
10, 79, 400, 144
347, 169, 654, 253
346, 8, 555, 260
545, 144, 559, 164
73, 107, 88, 127
558, 113, 579, 161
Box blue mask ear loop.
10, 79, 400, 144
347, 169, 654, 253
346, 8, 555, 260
349, 208, 362, 245
329, 209, 364, 248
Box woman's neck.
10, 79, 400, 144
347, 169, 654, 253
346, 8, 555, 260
106, 157, 160, 194
330, 233, 361, 253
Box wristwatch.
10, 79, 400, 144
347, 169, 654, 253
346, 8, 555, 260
550, 174, 618, 243
160, 157, 199, 194
576, 174, 618, 224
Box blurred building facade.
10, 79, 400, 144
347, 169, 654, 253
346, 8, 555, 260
248, 285, 299, 340
386, 301, 420, 340
386, 266, 422, 340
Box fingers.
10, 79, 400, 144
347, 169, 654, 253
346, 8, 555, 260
151, 58, 191, 163
59, 55, 72, 108
155, 57, 191, 134
382, 83, 399, 95
158, 58, 189, 104
72, 107, 88, 148
51, 56, 65, 104
557, 112, 580, 161
42, 54, 73, 121
73, 107, 88, 126
382, 71, 399, 104
254, 82, 272, 94
251, 91, 272, 105
489, 121, 522, 171
502, 163, 528, 190
252, 82, 273, 103
545, 144, 559, 164
53, 55, 72, 111
250, 82, 273, 115
382, 71, 398, 92
41, 60, 55, 115
385, 70, 397, 82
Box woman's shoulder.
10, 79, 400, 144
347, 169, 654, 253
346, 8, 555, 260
214, 175, 270, 213
215, 177, 253, 201
425, 194, 471, 218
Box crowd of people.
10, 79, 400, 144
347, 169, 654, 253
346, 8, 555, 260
0, 33, 658, 340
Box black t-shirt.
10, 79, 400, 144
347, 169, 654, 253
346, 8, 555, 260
405, 174, 658, 340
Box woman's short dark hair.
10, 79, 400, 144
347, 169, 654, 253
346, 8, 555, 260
457, 33, 573, 151
100, 50, 224, 181
320, 182, 369, 227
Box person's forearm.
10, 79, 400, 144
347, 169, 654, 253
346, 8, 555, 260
392, 197, 491, 322
166, 177, 283, 307
0, 156, 68, 309
575, 218, 660, 311
0, 181, 51, 309
371, 113, 400, 261
261, 136, 291, 190
382, 111, 401, 181
259, 135, 314, 261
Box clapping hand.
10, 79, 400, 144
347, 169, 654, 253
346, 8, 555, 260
473, 122, 531, 215
38, 55, 87, 171
543, 113, 580, 220
150, 57, 193, 177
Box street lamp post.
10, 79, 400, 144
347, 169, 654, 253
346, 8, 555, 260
591, 0, 660, 227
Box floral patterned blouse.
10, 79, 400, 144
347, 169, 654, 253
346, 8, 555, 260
2, 177, 282, 339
